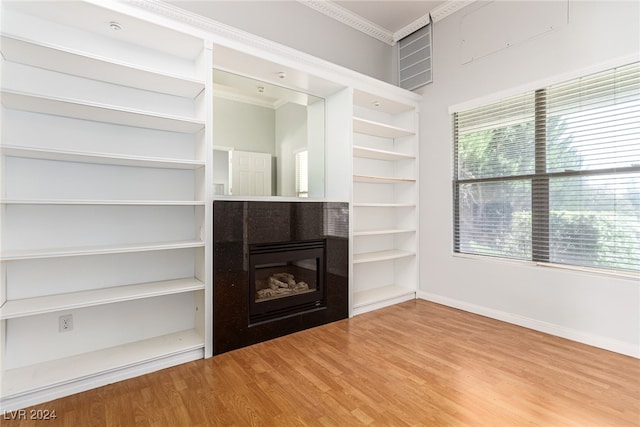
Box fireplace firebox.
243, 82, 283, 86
249, 239, 326, 324
213, 201, 348, 355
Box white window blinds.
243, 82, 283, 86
454, 62, 640, 273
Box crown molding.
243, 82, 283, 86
125, 0, 422, 104
127, 0, 474, 51
126, 0, 350, 80
393, 13, 431, 42
297, 0, 395, 45
429, 0, 476, 23
298, 0, 475, 45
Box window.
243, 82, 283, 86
453, 62, 640, 273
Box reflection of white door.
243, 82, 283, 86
231, 150, 272, 196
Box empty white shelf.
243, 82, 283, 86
353, 285, 416, 309
1, 91, 205, 133
1, 329, 204, 398
0, 146, 205, 169
1, 35, 205, 98
353, 228, 416, 236
353, 203, 416, 208
353, 117, 414, 138
354, 174, 416, 184
0, 7, 211, 410
353, 146, 415, 161
1, 240, 205, 261
0, 278, 205, 319
0, 199, 205, 206
351, 89, 419, 317
353, 249, 415, 264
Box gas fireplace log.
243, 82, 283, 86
257, 287, 293, 298
268, 277, 290, 289
257, 275, 311, 300
294, 281, 309, 291
272, 272, 296, 287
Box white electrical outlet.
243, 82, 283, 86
59, 314, 73, 332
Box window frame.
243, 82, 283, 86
452, 62, 640, 277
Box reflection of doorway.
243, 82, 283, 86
295, 149, 309, 198
231, 150, 272, 196
213, 148, 231, 195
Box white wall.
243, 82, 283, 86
213, 97, 275, 153
212, 149, 230, 195
307, 100, 326, 198
417, 0, 640, 357
275, 102, 307, 196
324, 88, 353, 202
212, 97, 275, 195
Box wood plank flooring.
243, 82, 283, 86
4, 300, 639, 426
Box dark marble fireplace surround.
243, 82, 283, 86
213, 201, 349, 355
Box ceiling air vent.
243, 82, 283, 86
398, 22, 432, 90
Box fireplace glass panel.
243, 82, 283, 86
254, 260, 318, 302
249, 240, 326, 324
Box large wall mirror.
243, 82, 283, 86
213, 69, 325, 198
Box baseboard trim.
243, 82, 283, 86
1, 349, 204, 412
417, 291, 639, 359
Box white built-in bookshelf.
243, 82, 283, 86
0, 0, 422, 412
351, 89, 419, 315
0, 3, 211, 410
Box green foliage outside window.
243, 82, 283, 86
454, 64, 640, 273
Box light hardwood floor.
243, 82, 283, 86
3, 300, 639, 426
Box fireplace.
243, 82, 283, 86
249, 239, 326, 324
213, 201, 348, 354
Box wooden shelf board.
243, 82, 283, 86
1, 329, 204, 398
0, 146, 205, 169
0, 278, 205, 319
353, 146, 415, 161
353, 249, 415, 264
353, 284, 416, 308
353, 174, 416, 184
1, 35, 205, 98
353, 117, 414, 138
353, 229, 416, 236
0, 199, 205, 206
1, 91, 205, 134
0, 240, 205, 261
